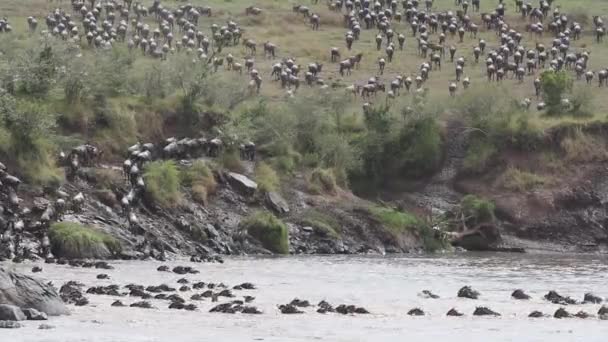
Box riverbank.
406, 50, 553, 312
2, 254, 608, 341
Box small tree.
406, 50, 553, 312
540, 70, 572, 115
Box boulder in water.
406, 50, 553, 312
0, 320, 22, 329
473, 307, 500, 316
22, 308, 47, 320
31, 267, 42, 273
408, 308, 425, 316
528, 311, 545, 318
447, 308, 464, 316
554, 308, 572, 319
511, 289, 530, 300
0, 304, 26, 321
457, 286, 480, 299
0, 268, 68, 316
598, 306, 608, 315
583, 293, 603, 304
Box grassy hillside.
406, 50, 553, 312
0, 0, 607, 193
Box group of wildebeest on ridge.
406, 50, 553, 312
0, 0, 605, 109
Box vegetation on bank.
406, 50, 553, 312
143, 160, 182, 207
181, 160, 217, 205
48, 222, 121, 259
241, 211, 290, 254
298, 209, 341, 239
369, 206, 446, 252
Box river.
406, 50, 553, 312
2, 253, 608, 342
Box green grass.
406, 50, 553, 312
460, 195, 496, 225
298, 209, 340, 239
144, 160, 182, 208
309, 168, 337, 195
49, 222, 121, 259
182, 160, 217, 205
560, 131, 608, 163
241, 211, 289, 254
255, 162, 280, 193
462, 139, 497, 174
498, 167, 552, 192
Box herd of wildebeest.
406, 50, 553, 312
0, 0, 605, 111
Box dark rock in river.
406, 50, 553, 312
157, 265, 170, 272
511, 289, 531, 300
598, 306, 608, 315
130, 301, 154, 309
528, 311, 545, 318
420, 290, 440, 299
290, 298, 310, 307
473, 307, 500, 316
31, 267, 42, 273
0, 320, 22, 329
407, 308, 425, 316
544, 291, 577, 305
0, 268, 69, 316
96, 274, 110, 280
242, 306, 262, 314
583, 293, 603, 304
457, 286, 480, 299
111, 300, 125, 307
447, 308, 464, 316
554, 308, 572, 319
574, 311, 591, 319
279, 304, 303, 314
0, 304, 26, 321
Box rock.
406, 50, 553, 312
554, 308, 572, 319
94, 262, 114, 270
22, 308, 47, 320
111, 300, 125, 307
407, 308, 425, 316
450, 223, 500, 251
574, 311, 591, 319
130, 301, 153, 309
447, 308, 464, 316
0, 269, 68, 316
242, 306, 262, 314
157, 265, 170, 272
544, 291, 577, 305
31, 267, 43, 273
457, 286, 480, 299
0, 304, 26, 321
244, 296, 255, 303
583, 293, 603, 304
279, 304, 303, 314
420, 290, 439, 299
290, 298, 310, 307
473, 307, 500, 316
192, 282, 206, 290
60, 281, 88, 306
184, 304, 197, 311
511, 289, 531, 300
600, 314, 608, 320
598, 306, 608, 315
301, 226, 314, 233
0, 320, 22, 329
38, 323, 55, 329
266, 192, 289, 214
528, 311, 544, 318
227, 172, 258, 196
96, 274, 109, 280
235, 282, 255, 290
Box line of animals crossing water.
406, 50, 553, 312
0, 0, 605, 113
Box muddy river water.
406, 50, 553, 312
2, 253, 608, 342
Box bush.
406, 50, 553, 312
182, 160, 217, 205
255, 162, 279, 193
49, 222, 121, 259
540, 70, 572, 116
298, 210, 340, 239
144, 160, 182, 207
369, 206, 445, 251
309, 168, 337, 195
460, 195, 495, 224
241, 211, 289, 254
498, 167, 551, 192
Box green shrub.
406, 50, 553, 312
369, 206, 445, 251
49, 222, 121, 259
498, 167, 551, 192
460, 195, 495, 224
255, 162, 279, 193
462, 138, 497, 173
241, 211, 289, 254
182, 160, 217, 205
540, 70, 572, 116
298, 210, 340, 239
144, 160, 182, 207
395, 116, 442, 176
309, 168, 337, 194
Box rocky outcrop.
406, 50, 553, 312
266, 191, 290, 214
0, 304, 26, 321
0, 268, 68, 316
227, 172, 257, 196
511, 289, 531, 300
